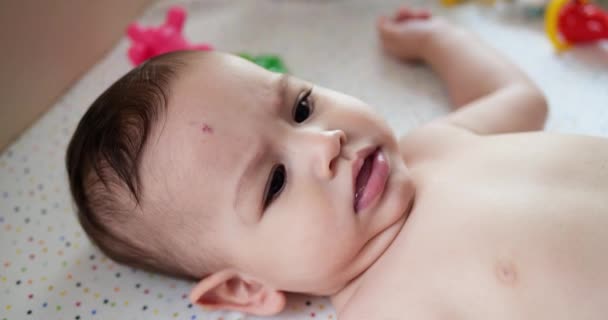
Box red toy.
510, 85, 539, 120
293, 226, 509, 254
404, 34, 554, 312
545, 0, 608, 51
126, 6, 213, 66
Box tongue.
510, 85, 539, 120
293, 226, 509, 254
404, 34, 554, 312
355, 155, 374, 199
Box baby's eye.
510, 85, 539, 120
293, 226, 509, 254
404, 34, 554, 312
263, 164, 286, 208
293, 88, 314, 123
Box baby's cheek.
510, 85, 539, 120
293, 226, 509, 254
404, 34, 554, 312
278, 232, 336, 267
306, 231, 359, 268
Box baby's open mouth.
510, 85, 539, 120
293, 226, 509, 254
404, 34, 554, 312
353, 146, 389, 213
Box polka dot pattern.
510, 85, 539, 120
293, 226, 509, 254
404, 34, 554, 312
2, 1, 608, 320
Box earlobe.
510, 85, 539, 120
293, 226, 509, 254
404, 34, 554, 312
189, 269, 286, 316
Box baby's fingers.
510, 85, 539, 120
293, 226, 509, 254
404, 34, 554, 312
394, 6, 431, 22
376, 15, 399, 36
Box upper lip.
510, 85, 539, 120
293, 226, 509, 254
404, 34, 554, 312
352, 145, 379, 203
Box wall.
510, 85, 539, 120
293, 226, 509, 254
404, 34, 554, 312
0, 0, 152, 151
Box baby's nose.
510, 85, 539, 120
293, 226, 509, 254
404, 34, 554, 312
313, 129, 346, 179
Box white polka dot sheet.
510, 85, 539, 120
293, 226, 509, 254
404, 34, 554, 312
1, 0, 607, 319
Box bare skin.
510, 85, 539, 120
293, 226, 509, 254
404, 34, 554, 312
332, 7, 608, 320
143, 5, 608, 318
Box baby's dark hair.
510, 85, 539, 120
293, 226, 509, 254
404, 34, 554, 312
66, 51, 201, 280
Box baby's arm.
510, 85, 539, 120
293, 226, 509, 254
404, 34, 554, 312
378, 7, 548, 134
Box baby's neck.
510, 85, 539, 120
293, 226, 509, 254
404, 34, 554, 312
329, 270, 367, 314
329, 197, 415, 316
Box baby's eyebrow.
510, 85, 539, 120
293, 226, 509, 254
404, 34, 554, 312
273, 73, 291, 113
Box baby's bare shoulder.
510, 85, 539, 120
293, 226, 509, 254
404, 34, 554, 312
399, 122, 477, 164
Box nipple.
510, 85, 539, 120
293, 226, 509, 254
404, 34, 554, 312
495, 260, 518, 286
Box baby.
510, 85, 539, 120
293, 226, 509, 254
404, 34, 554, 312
66, 6, 608, 319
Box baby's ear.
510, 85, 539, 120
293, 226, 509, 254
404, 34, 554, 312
189, 269, 286, 316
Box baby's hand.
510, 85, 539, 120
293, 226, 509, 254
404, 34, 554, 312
377, 7, 447, 61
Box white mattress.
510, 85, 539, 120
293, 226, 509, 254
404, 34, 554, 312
2, 1, 607, 319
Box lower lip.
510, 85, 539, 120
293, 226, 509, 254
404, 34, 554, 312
355, 149, 390, 213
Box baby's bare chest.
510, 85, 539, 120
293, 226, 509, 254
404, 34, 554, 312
342, 134, 608, 320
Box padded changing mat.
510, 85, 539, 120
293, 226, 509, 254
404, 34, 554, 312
2, 0, 608, 319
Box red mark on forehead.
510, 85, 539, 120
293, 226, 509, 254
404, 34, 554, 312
188, 120, 214, 135
201, 123, 213, 134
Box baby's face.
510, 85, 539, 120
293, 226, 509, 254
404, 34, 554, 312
143, 52, 415, 294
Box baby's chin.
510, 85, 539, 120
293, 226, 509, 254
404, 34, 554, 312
353, 157, 415, 265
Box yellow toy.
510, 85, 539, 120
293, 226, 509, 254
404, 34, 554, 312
544, 0, 572, 51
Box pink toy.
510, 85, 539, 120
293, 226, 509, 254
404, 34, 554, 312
126, 6, 213, 66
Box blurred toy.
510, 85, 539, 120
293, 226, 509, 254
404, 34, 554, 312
126, 6, 290, 72
239, 54, 289, 73
545, 0, 608, 51
126, 6, 213, 66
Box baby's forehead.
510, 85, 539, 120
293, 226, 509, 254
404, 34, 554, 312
179, 52, 278, 86
167, 62, 299, 123
141, 62, 275, 211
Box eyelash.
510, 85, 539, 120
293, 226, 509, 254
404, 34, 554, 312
292, 88, 314, 124
263, 88, 315, 209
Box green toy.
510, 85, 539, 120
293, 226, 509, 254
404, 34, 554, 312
239, 54, 289, 73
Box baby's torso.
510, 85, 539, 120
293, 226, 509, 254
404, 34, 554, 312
341, 132, 608, 320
